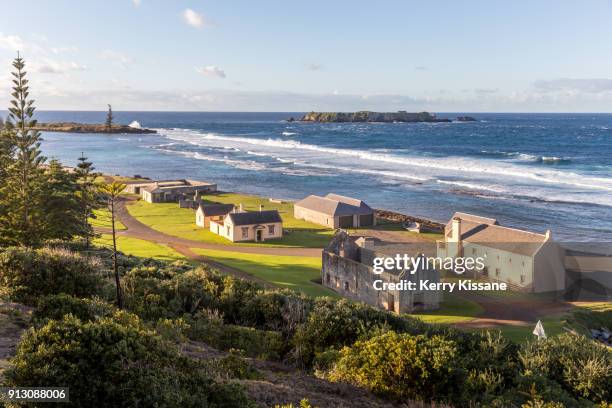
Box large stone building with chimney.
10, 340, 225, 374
322, 230, 440, 313
437, 212, 566, 293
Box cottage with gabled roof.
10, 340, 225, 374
209, 208, 283, 242
437, 212, 566, 292
196, 203, 235, 227
294, 193, 375, 228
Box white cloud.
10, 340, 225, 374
533, 78, 612, 94
183, 9, 205, 28
0, 33, 24, 51
31, 58, 87, 74
50, 46, 78, 54
98, 49, 132, 69
132, 0, 141, 6
195, 65, 226, 78
415, 66, 428, 71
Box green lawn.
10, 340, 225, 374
126, 195, 334, 248
190, 247, 336, 298
370, 220, 444, 242
491, 316, 567, 343
94, 234, 185, 262
412, 292, 483, 324
90, 208, 126, 230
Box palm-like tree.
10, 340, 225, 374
98, 181, 126, 308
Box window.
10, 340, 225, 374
268, 225, 275, 235
226, 226, 230, 236
472, 248, 477, 255
495, 268, 501, 277
520, 274, 526, 284
508, 258, 512, 264
242, 227, 249, 239
344, 282, 349, 291
326, 274, 330, 284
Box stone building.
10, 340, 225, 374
322, 230, 440, 313
294, 193, 375, 228
124, 179, 217, 203
436, 212, 566, 293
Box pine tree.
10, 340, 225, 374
74, 153, 101, 248
0, 54, 48, 246
98, 181, 126, 308
42, 159, 82, 241
105, 104, 113, 132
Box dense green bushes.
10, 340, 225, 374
187, 312, 285, 360
520, 333, 611, 403
32, 293, 115, 324
0, 246, 105, 305
329, 331, 462, 401
4, 314, 254, 408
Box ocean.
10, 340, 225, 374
35, 111, 612, 242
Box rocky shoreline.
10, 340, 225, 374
33, 122, 157, 134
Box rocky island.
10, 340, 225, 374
300, 111, 451, 123
33, 122, 157, 134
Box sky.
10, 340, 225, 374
1, 0, 612, 112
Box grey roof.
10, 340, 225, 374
228, 210, 282, 226
295, 194, 373, 217
446, 212, 548, 256
198, 203, 234, 217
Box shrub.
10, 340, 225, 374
33, 294, 115, 324
328, 331, 462, 402
212, 350, 260, 380
519, 333, 611, 403
188, 313, 285, 360
4, 314, 254, 408
0, 246, 105, 305
291, 298, 431, 366
122, 264, 227, 320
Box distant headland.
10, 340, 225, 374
291, 111, 477, 123
33, 122, 157, 134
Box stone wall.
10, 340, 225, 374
322, 230, 441, 313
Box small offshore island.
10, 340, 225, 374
297, 110, 477, 123
33, 122, 157, 134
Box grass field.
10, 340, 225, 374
89, 208, 126, 230
126, 194, 334, 248
190, 247, 336, 297
94, 234, 185, 262
412, 292, 483, 324
491, 316, 567, 343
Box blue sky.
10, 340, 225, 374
1, 0, 612, 111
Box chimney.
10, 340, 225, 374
259, 204, 263, 212
451, 217, 461, 242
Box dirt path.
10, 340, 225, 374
111, 197, 323, 258
0, 303, 32, 380
454, 292, 574, 329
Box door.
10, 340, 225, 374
359, 213, 374, 226
256, 230, 263, 242
339, 215, 354, 228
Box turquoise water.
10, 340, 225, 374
36, 111, 612, 242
